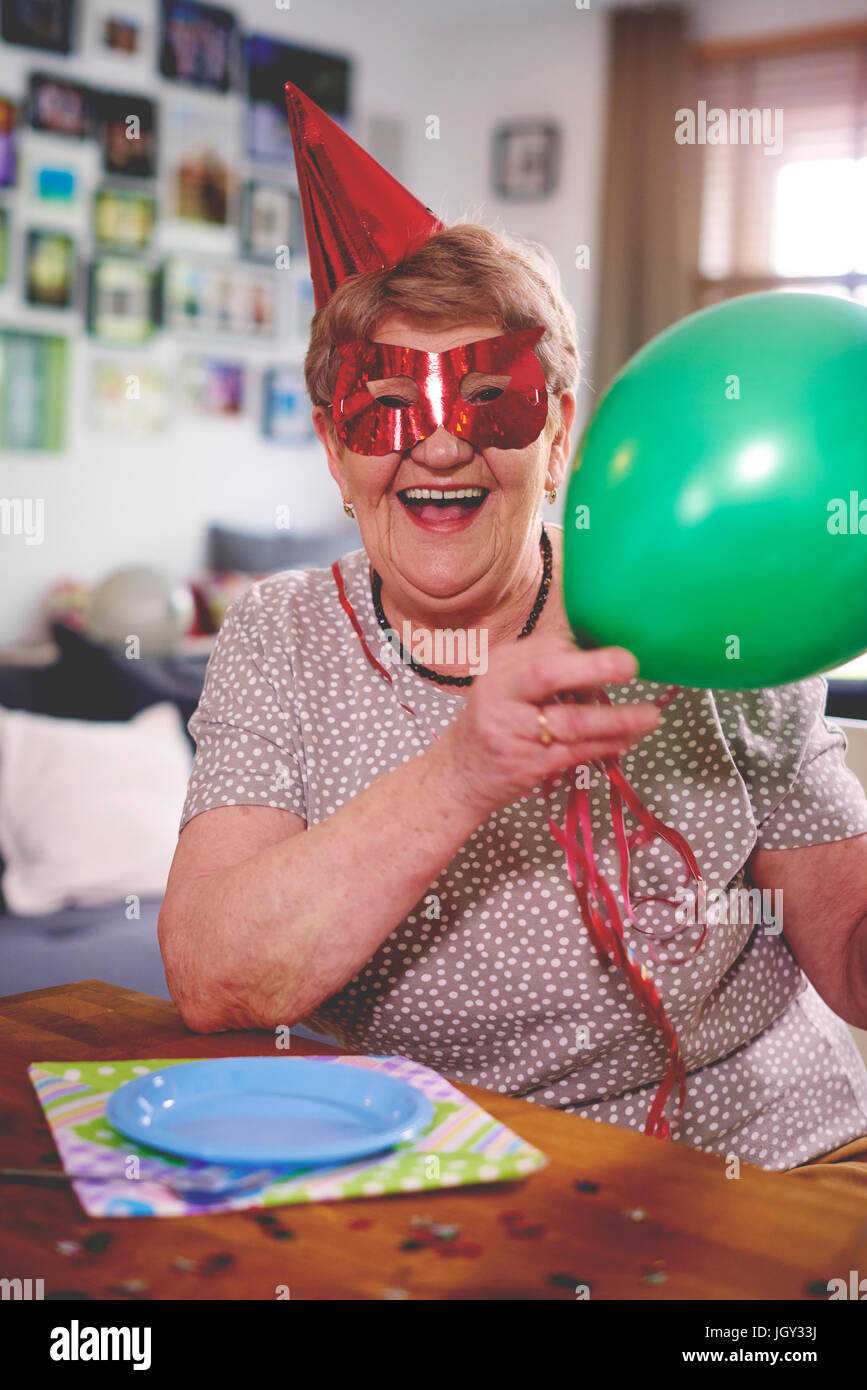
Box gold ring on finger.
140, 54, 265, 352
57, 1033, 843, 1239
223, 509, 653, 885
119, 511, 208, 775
538, 710, 555, 746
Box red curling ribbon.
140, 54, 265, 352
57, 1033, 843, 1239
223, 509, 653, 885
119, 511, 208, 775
332, 554, 705, 1140
331, 559, 433, 726
541, 683, 705, 1139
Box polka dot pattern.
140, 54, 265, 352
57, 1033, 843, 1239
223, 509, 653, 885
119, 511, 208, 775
180, 541, 867, 1170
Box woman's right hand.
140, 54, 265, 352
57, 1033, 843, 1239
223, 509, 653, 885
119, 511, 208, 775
434, 631, 661, 818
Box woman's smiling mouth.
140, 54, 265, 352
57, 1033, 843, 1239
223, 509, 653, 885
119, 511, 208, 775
397, 485, 490, 532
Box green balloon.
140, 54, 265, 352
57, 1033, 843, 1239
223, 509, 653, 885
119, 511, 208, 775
563, 292, 867, 688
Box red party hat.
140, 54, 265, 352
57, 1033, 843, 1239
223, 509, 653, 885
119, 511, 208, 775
284, 81, 445, 309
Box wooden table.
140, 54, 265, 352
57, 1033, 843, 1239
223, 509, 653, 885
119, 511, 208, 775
2, 979, 865, 1302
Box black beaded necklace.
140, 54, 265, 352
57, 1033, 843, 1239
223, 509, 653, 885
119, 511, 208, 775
370, 522, 553, 687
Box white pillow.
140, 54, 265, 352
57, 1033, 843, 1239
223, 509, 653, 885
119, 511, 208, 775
0, 703, 192, 916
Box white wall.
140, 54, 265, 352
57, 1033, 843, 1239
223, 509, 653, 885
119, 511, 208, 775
408, 9, 610, 409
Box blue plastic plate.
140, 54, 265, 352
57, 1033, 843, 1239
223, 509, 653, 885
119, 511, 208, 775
105, 1058, 434, 1167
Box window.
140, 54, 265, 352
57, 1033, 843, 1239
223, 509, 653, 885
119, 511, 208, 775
696, 32, 867, 307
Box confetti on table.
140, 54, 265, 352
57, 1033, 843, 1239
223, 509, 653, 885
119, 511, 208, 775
56, 1240, 81, 1256
111, 1278, 148, 1295
548, 1272, 586, 1290
348, 1218, 373, 1230
574, 1180, 599, 1193
622, 1208, 646, 1222
83, 1231, 112, 1252
806, 1278, 829, 1297
172, 1258, 195, 1272
642, 1270, 668, 1285
498, 1208, 545, 1239
254, 1212, 295, 1239
400, 1220, 476, 1255
200, 1253, 235, 1274
382, 1288, 410, 1300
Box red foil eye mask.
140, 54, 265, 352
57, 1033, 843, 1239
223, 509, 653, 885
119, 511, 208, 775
332, 326, 548, 456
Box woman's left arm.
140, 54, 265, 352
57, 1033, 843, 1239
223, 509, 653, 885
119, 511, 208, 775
749, 834, 867, 1029
718, 679, 867, 1029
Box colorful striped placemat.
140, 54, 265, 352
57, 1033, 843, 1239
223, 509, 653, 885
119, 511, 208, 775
28, 1055, 548, 1217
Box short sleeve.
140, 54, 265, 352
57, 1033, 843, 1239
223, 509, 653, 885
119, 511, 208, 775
756, 708, 867, 849
179, 585, 307, 832
713, 676, 867, 851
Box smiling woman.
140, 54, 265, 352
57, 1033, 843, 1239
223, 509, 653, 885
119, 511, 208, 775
158, 81, 867, 1175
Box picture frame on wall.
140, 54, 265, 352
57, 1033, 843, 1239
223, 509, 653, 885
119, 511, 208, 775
1, 0, 76, 53
162, 256, 275, 337
240, 180, 292, 263
159, 0, 238, 94
93, 188, 156, 252
166, 102, 235, 225
262, 365, 314, 444
24, 123, 101, 203
84, 0, 153, 63
182, 356, 244, 415
87, 258, 158, 342
29, 73, 93, 139
90, 358, 169, 433
0, 97, 16, 188
97, 92, 158, 179
0, 330, 68, 450
100, 15, 140, 55
246, 35, 350, 163
492, 120, 561, 201
25, 228, 77, 307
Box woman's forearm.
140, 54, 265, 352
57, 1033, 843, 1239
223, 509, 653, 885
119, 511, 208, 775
160, 733, 488, 1032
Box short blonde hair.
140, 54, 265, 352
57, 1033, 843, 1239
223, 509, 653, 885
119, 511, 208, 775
304, 222, 580, 425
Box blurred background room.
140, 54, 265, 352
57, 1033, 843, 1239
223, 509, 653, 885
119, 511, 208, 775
1, 0, 866, 1052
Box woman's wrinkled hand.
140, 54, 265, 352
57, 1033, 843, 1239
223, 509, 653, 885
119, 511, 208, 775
433, 631, 661, 818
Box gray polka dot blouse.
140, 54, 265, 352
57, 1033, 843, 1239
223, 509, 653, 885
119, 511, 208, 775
180, 540, 867, 1170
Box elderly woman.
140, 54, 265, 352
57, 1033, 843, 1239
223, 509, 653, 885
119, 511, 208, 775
159, 92, 867, 1177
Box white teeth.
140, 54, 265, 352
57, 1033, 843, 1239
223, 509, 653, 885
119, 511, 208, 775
402, 487, 486, 500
